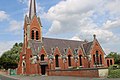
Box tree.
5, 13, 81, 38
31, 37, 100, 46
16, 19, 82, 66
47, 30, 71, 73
106, 52, 120, 64
0, 43, 23, 70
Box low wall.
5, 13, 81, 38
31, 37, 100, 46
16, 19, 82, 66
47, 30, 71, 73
0, 69, 8, 75
98, 68, 108, 78
47, 68, 108, 78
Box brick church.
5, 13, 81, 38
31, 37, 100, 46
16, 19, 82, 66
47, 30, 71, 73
17, 0, 114, 76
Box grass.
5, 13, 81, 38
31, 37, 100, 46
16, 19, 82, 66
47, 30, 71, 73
108, 65, 120, 78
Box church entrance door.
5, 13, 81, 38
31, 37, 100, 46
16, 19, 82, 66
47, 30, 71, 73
41, 65, 46, 75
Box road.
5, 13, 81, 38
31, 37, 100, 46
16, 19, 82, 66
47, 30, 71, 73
1, 75, 120, 80
0, 75, 18, 80
10, 75, 120, 80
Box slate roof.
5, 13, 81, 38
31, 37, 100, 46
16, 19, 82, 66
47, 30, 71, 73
83, 42, 93, 55
28, 40, 43, 55
28, 37, 93, 56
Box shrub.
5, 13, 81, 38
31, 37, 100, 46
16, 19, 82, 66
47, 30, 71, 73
108, 64, 120, 78
108, 64, 120, 70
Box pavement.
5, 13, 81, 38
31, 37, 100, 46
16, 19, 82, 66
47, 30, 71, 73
0, 75, 103, 80
1, 75, 120, 80
7, 75, 120, 80
0, 74, 18, 80
0, 73, 120, 80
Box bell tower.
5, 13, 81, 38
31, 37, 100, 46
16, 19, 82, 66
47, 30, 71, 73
17, 0, 43, 75
23, 0, 42, 44
23, 0, 42, 54
29, 0, 42, 42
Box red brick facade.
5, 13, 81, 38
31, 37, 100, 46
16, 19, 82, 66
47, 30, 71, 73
17, 0, 114, 76
105, 57, 114, 67
48, 69, 99, 78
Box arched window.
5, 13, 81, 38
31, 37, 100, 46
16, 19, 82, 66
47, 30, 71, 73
100, 55, 102, 65
68, 55, 71, 67
31, 30, 34, 39
41, 54, 44, 61
93, 55, 95, 64
110, 60, 112, 65
79, 55, 82, 66
36, 31, 39, 40
22, 61, 26, 74
55, 55, 59, 67
107, 60, 109, 67
96, 51, 99, 65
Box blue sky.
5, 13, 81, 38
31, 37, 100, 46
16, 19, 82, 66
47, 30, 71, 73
0, 0, 120, 55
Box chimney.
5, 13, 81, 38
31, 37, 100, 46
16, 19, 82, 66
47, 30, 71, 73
93, 34, 96, 40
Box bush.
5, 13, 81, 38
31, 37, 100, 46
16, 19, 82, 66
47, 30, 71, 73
108, 64, 120, 70
108, 64, 120, 78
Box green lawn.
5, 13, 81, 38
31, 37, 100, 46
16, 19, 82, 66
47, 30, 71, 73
108, 69, 120, 78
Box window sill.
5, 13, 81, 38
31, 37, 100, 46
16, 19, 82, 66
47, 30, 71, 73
68, 66, 73, 69
55, 67, 61, 70
79, 66, 83, 68
93, 64, 103, 67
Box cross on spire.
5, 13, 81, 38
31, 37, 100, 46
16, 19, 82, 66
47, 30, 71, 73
29, 0, 36, 20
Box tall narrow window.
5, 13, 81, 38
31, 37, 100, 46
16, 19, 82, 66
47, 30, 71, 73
79, 55, 82, 66
36, 31, 39, 40
64, 48, 67, 53
93, 55, 95, 64
31, 30, 34, 39
107, 60, 109, 67
96, 51, 99, 65
55, 55, 59, 67
100, 55, 102, 65
110, 60, 112, 65
74, 48, 78, 54
68, 55, 71, 67
41, 54, 44, 61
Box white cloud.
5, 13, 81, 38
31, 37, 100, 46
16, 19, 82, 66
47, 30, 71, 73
45, 0, 99, 35
18, 0, 28, 4
7, 20, 23, 35
103, 19, 120, 29
0, 11, 9, 21
105, 0, 120, 16
71, 36, 82, 41
0, 41, 15, 56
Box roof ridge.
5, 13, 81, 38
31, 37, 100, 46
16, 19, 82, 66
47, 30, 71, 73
42, 37, 84, 42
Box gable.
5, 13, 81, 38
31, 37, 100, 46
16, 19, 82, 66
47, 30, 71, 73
78, 48, 84, 56
67, 48, 73, 56
39, 46, 47, 56
54, 47, 61, 56
90, 39, 105, 55
30, 15, 41, 30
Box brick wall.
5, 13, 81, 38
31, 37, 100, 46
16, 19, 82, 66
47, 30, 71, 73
105, 57, 114, 67
48, 68, 99, 78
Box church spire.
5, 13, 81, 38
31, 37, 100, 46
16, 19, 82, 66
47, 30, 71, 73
29, 0, 36, 20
